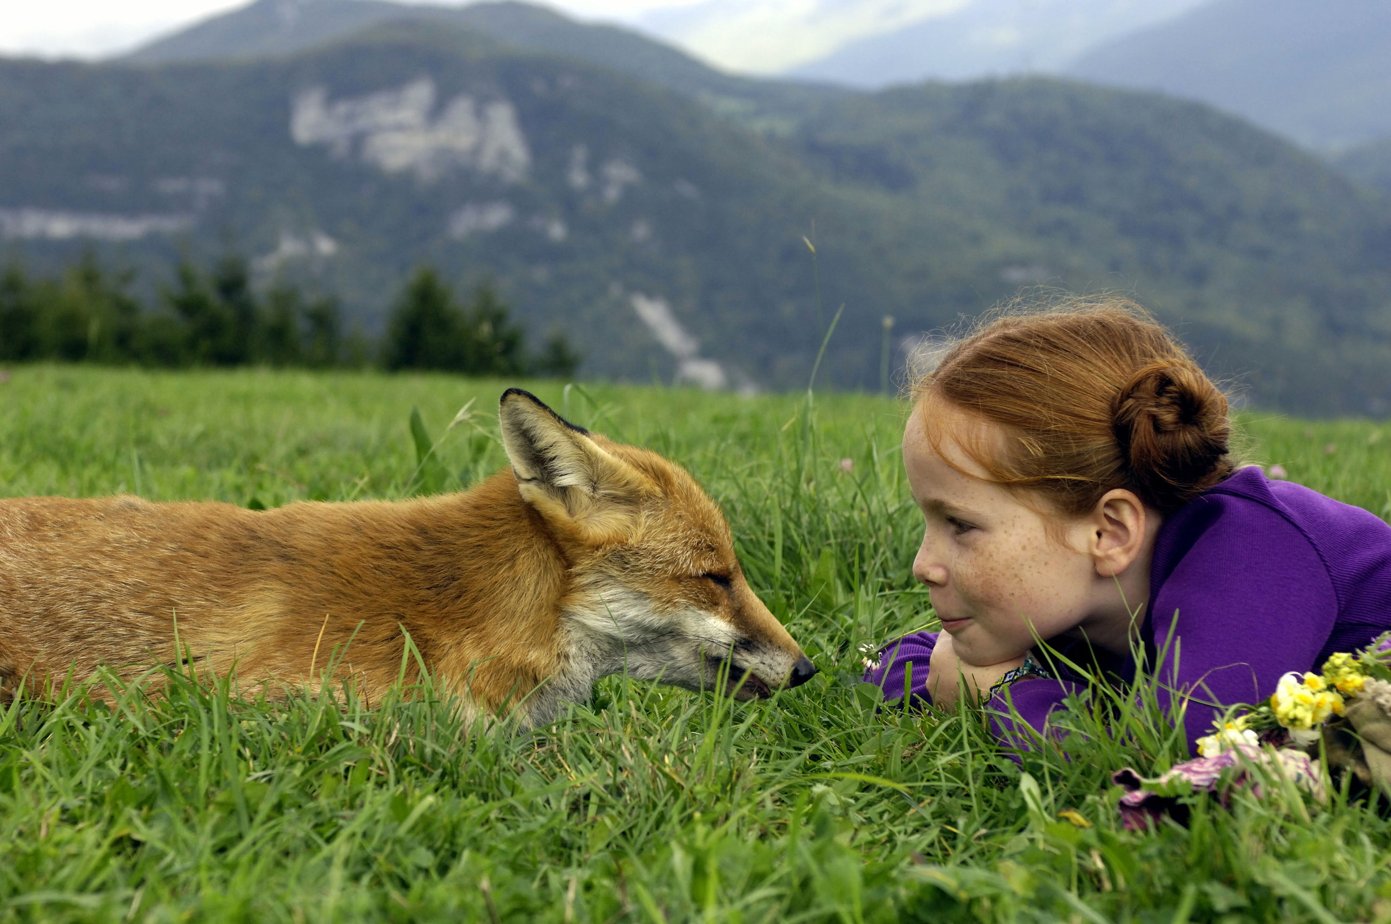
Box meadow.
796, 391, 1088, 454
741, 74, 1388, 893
2, 364, 1390, 922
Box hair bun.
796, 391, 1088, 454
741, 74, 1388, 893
1111, 362, 1231, 511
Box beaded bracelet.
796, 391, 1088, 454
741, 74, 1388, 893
987, 652, 1053, 697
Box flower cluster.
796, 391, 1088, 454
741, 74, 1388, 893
1193, 716, 1258, 757
1267, 672, 1345, 746
1196, 635, 1391, 756
1117, 635, 1391, 828
1322, 651, 1369, 695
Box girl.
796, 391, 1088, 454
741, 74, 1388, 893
863, 297, 1391, 753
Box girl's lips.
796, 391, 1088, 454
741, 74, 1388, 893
938, 616, 970, 633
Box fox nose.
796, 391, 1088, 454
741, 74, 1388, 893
785, 657, 817, 689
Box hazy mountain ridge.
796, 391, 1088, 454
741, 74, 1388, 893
3, 0, 1390, 416
771, 0, 1390, 161
783, 0, 1207, 86
1336, 140, 1391, 196
1064, 0, 1391, 152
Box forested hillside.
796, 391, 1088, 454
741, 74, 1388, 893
3, 0, 1389, 416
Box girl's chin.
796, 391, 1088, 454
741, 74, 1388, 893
953, 636, 1029, 667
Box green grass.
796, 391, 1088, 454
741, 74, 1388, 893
2, 365, 1390, 922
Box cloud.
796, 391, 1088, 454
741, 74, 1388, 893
637, 0, 970, 73
0, 0, 712, 58
0, 0, 973, 69
0, 0, 247, 57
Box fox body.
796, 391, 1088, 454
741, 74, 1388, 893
0, 389, 815, 726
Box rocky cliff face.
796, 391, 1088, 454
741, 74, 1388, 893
290, 77, 532, 184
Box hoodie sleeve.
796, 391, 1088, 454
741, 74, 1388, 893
865, 632, 1081, 746
862, 631, 938, 705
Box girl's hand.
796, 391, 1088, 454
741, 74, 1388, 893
928, 634, 1029, 709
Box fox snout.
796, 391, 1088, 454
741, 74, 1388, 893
702, 583, 818, 701
788, 656, 818, 687
715, 651, 817, 700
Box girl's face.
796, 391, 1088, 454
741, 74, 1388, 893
903, 407, 1116, 666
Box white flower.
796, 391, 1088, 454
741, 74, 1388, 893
1286, 727, 1322, 748
1196, 721, 1261, 757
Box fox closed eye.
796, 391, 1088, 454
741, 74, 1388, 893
702, 572, 733, 589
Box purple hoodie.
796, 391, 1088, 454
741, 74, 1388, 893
863, 467, 1391, 752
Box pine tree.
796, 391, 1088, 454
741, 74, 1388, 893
0, 264, 38, 361
382, 266, 464, 371
458, 281, 526, 376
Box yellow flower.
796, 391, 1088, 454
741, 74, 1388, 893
1270, 671, 1344, 730
1321, 651, 1368, 696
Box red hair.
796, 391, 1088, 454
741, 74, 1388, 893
912, 297, 1236, 515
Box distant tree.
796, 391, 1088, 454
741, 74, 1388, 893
76, 253, 141, 362
131, 312, 191, 368
31, 276, 89, 362
532, 330, 582, 379
159, 259, 220, 366
209, 254, 257, 365
457, 280, 527, 376
156, 254, 265, 366
0, 253, 572, 378
382, 267, 575, 377
302, 294, 344, 368
30, 253, 142, 363
255, 284, 306, 367
382, 266, 464, 372
0, 264, 38, 361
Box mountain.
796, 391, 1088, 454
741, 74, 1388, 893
1335, 140, 1391, 196
780, 0, 1207, 86
784, 78, 1391, 416
1065, 0, 1391, 152
3, 0, 1391, 416
126, 0, 845, 123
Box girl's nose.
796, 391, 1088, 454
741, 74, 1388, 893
912, 534, 947, 587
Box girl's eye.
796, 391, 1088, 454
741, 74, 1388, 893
946, 517, 975, 536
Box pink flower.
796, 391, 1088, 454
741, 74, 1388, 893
1115, 745, 1322, 830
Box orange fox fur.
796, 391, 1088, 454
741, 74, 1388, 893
0, 389, 815, 725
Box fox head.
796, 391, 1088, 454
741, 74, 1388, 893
499, 388, 816, 703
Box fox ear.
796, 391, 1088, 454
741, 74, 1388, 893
498, 388, 652, 539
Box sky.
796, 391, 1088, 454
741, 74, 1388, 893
0, 0, 971, 75
1, 1, 703, 59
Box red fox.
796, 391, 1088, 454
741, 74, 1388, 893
0, 388, 815, 726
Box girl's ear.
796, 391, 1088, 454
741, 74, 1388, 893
1088, 489, 1151, 578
